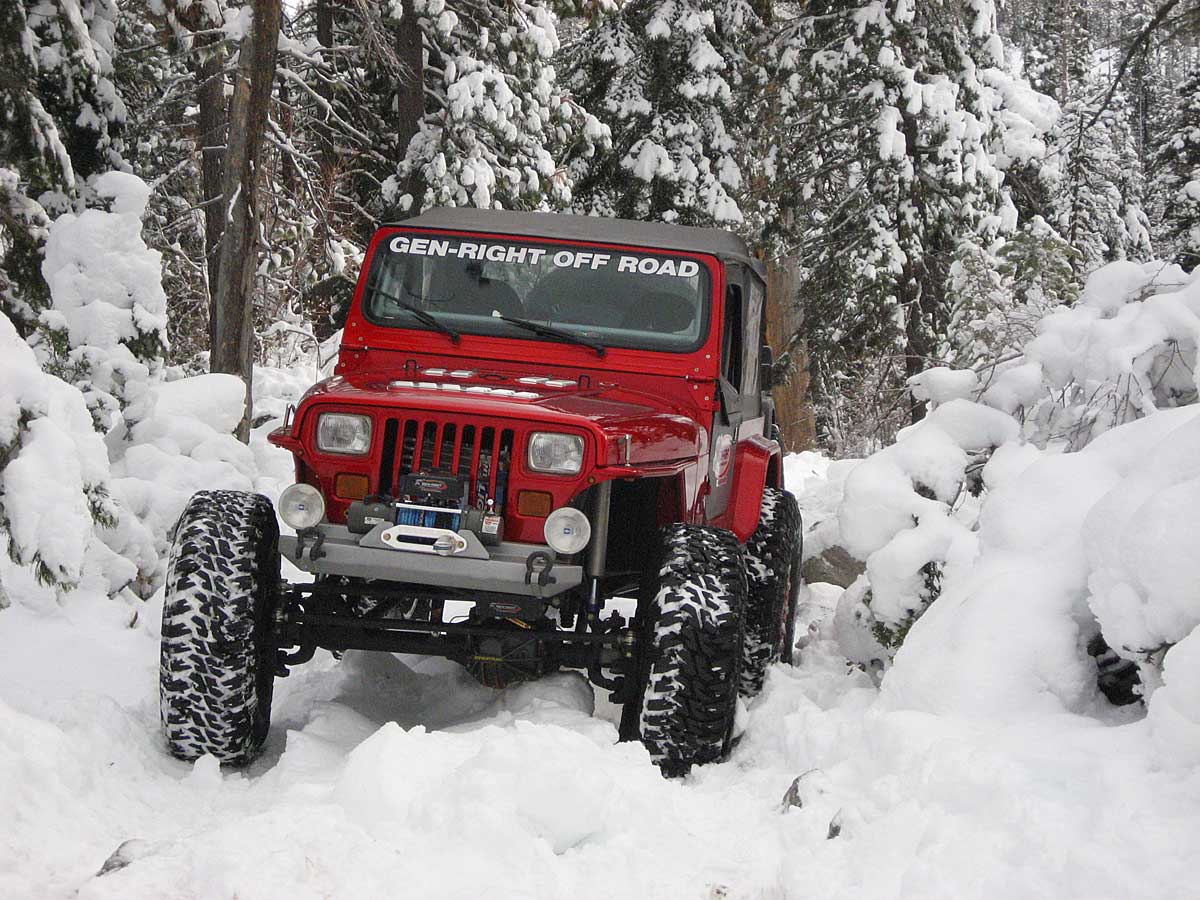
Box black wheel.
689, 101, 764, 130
624, 523, 747, 777
740, 487, 803, 696
159, 490, 281, 764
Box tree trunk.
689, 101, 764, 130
315, 0, 337, 175
763, 257, 815, 451
195, 36, 227, 344
277, 74, 297, 193
393, 0, 424, 215
899, 111, 929, 424
211, 0, 283, 442
315, 0, 334, 65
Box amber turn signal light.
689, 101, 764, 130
517, 490, 554, 518
334, 473, 370, 501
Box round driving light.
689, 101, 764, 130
278, 483, 325, 530
544, 507, 591, 555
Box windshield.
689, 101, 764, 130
361, 231, 712, 353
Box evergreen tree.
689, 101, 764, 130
1153, 65, 1200, 269
0, 311, 120, 591
112, 0, 218, 362
0, 0, 125, 335
386, 0, 607, 214
242, 0, 607, 358
564, 0, 761, 225
1052, 86, 1152, 275
767, 0, 1015, 445
1003, 0, 1089, 101
37, 171, 169, 431
26, 0, 125, 195
940, 216, 1075, 377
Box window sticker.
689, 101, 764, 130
386, 235, 700, 278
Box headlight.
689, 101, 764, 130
317, 413, 372, 455
279, 483, 325, 530
544, 507, 591, 554
527, 432, 584, 475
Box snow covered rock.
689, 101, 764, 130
107, 375, 254, 588
104, 370, 298, 593
153, 374, 247, 435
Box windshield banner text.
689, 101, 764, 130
387, 235, 700, 278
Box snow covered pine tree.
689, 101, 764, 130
0, 0, 125, 335
385, 0, 607, 214
1153, 65, 1200, 270
765, 0, 1016, 447
565, 0, 759, 225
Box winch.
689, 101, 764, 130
395, 471, 467, 530
345, 470, 505, 547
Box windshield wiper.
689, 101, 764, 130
494, 314, 606, 357
367, 281, 460, 343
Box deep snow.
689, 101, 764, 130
2, 456, 1199, 899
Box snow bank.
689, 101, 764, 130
789, 453, 859, 561
3, 583, 1200, 899
336, 714, 661, 857
1148, 629, 1200, 767
107, 372, 296, 590
252, 364, 314, 426
1084, 412, 1200, 672
4, 291, 302, 599
831, 401, 1017, 665
877, 406, 1200, 735
811, 259, 1200, 750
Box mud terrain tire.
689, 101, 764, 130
740, 487, 803, 696
160, 490, 280, 764
631, 524, 747, 777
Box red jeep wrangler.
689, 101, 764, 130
159, 209, 803, 776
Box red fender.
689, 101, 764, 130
712, 433, 780, 542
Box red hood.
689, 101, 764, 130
293, 366, 709, 467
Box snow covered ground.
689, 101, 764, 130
3, 452, 1199, 899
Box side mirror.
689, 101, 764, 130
760, 344, 775, 392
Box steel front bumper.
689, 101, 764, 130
280, 524, 582, 598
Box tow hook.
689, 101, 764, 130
524, 551, 557, 589
294, 527, 326, 561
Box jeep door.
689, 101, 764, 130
705, 263, 765, 520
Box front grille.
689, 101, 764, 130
378, 416, 516, 511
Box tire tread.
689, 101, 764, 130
159, 490, 279, 764
638, 524, 747, 776
740, 487, 802, 696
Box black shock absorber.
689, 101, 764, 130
585, 479, 613, 627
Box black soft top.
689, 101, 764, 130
383, 208, 765, 278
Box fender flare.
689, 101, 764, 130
716, 434, 782, 542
